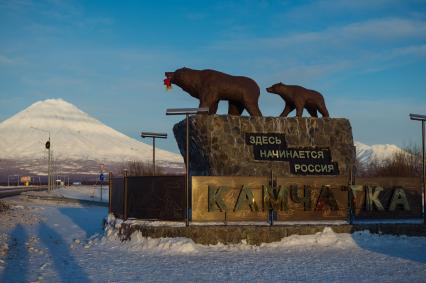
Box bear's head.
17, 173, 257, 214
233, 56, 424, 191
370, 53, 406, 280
164, 67, 191, 84
266, 82, 286, 94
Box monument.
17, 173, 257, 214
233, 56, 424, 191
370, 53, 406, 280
106, 68, 423, 242
161, 68, 417, 223
166, 68, 354, 176
166, 68, 356, 222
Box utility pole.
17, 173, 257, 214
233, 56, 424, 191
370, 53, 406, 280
47, 137, 51, 191
31, 127, 51, 191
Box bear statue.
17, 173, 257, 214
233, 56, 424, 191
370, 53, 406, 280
164, 67, 262, 116
266, 82, 329, 118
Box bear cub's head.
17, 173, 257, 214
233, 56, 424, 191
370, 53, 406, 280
266, 82, 286, 94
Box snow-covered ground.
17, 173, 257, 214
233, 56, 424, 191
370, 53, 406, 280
1, 196, 426, 283
59, 186, 109, 203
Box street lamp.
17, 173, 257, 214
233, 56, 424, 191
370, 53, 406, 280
31, 127, 52, 191
140, 131, 167, 176
409, 113, 426, 223
166, 107, 209, 226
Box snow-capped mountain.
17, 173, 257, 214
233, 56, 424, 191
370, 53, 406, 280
0, 99, 183, 165
354, 141, 403, 164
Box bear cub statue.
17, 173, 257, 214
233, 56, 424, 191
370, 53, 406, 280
266, 82, 329, 118
165, 67, 262, 116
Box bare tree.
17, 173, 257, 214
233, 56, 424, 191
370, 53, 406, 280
356, 144, 421, 177
119, 161, 166, 176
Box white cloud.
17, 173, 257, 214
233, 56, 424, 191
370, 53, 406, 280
280, 0, 414, 21
209, 17, 426, 81
0, 55, 15, 65
393, 44, 426, 57
357, 44, 426, 74
214, 18, 426, 50
263, 61, 353, 84
339, 18, 426, 40
0, 54, 23, 65
330, 98, 426, 146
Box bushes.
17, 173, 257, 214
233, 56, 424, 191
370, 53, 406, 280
356, 145, 422, 177
119, 161, 166, 176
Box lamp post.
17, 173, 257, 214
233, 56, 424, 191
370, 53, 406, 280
140, 132, 168, 176
166, 107, 209, 226
409, 113, 426, 223
31, 127, 52, 191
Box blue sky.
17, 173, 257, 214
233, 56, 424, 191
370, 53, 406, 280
1, 0, 426, 153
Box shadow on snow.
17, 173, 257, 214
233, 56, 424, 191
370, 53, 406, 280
58, 206, 107, 238
0, 224, 28, 283
350, 229, 426, 264
38, 222, 91, 282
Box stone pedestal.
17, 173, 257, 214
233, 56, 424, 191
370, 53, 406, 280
173, 115, 355, 177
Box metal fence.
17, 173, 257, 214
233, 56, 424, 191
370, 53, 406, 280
109, 174, 185, 221
351, 177, 422, 220
110, 177, 125, 219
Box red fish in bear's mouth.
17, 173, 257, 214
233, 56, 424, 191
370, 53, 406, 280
163, 78, 172, 89
164, 72, 173, 90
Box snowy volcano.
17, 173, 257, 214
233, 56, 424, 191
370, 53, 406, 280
0, 99, 182, 176
354, 141, 403, 164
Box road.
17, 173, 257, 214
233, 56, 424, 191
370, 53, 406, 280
0, 186, 47, 198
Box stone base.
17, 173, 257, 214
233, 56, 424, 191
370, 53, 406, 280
173, 115, 355, 177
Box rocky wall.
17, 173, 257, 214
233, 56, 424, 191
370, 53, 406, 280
173, 115, 355, 177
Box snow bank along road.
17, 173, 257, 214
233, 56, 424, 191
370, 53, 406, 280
1, 196, 426, 282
